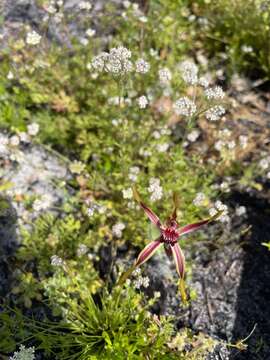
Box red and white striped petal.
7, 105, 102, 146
135, 239, 162, 267
140, 202, 162, 228
133, 187, 162, 228
178, 210, 223, 237
171, 243, 185, 278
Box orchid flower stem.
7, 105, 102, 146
117, 264, 137, 287
178, 277, 188, 306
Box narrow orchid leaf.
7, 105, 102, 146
178, 210, 223, 236
133, 187, 162, 228
135, 239, 162, 267
117, 264, 136, 286
171, 243, 185, 278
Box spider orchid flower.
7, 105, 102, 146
118, 188, 222, 301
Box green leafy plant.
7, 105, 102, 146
186, 0, 270, 78
1, 286, 178, 359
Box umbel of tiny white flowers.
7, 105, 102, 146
91, 46, 150, 77
26, 30, 41, 45
9, 344, 35, 360
117, 187, 223, 303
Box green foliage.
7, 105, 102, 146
0, 283, 222, 360
0, 1, 238, 358
0, 287, 176, 359
15, 212, 102, 309
186, 0, 270, 78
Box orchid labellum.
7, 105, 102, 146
118, 187, 222, 302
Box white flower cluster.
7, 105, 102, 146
112, 118, 123, 126
214, 139, 235, 152
112, 222, 125, 238
122, 187, 133, 199
0, 134, 9, 155
32, 194, 53, 212
18, 131, 28, 144
77, 244, 89, 256
148, 178, 163, 201
45, 4, 56, 14
91, 47, 150, 77
9, 345, 35, 360
27, 122, 40, 136
173, 61, 227, 125
86, 28, 96, 37
123, 0, 131, 8
173, 97, 197, 117
209, 200, 229, 223
259, 157, 270, 170
10, 135, 20, 147
86, 203, 106, 217
220, 181, 231, 193
158, 67, 172, 85
26, 30, 42, 45
129, 166, 140, 181
152, 127, 171, 139
156, 143, 169, 153
45, 0, 64, 15
139, 147, 152, 158
205, 105, 226, 121
198, 76, 210, 88
214, 128, 242, 153
123, 2, 148, 22
106, 47, 132, 74
0, 122, 40, 149
179, 60, 198, 85
7, 71, 14, 80
193, 192, 206, 206
219, 128, 231, 138
135, 58, 150, 73
133, 268, 150, 289
241, 45, 253, 53
109, 97, 131, 106
51, 255, 65, 267
235, 206, 247, 216
187, 129, 200, 142
205, 86, 225, 100
91, 47, 132, 74
134, 275, 150, 289
137, 95, 148, 109
90, 52, 108, 72
78, 1, 92, 10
